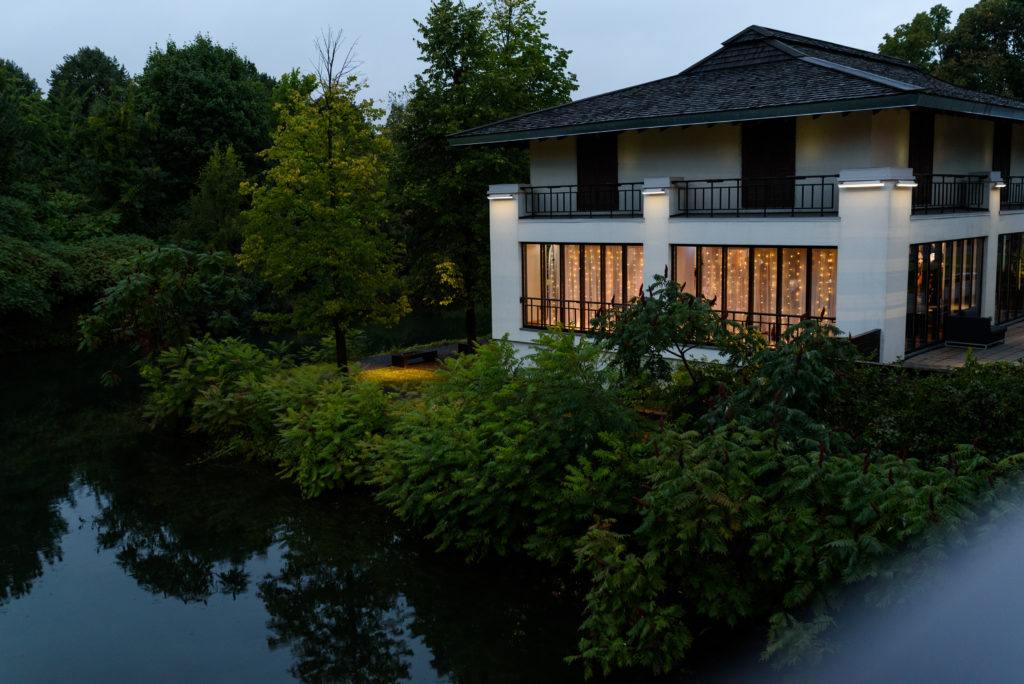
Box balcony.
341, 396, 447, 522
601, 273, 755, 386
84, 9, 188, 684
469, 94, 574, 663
521, 296, 622, 331
911, 174, 987, 215
521, 183, 643, 218
1001, 176, 1024, 211
671, 175, 838, 218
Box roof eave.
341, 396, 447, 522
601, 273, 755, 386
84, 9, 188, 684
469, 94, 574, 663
449, 92, 1024, 146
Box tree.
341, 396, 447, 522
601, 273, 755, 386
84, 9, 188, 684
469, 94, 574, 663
0, 59, 47, 189
48, 47, 129, 120
878, 4, 951, 72
390, 0, 576, 343
937, 0, 1024, 98
239, 33, 408, 371
136, 35, 274, 209
880, 0, 1024, 99
175, 145, 247, 252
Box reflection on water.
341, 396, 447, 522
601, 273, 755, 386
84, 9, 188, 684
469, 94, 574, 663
0, 351, 601, 683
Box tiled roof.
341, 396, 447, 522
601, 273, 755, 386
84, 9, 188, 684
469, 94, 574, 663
451, 25, 1024, 145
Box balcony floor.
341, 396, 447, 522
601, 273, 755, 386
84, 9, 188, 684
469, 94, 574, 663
902, 321, 1024, 371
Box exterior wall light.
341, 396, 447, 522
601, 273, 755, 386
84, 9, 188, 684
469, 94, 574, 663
838, 180, 885, 189
896, 180, 918, 188
641, 188, 667, 196
995, 181, 1008, 189
487, 193, 516, 200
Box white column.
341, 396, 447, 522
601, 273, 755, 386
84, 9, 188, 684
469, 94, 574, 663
982, 171, 1003, 319
488, 184, 522, 341
641, 177, 675, 286
836, 168, 915, 363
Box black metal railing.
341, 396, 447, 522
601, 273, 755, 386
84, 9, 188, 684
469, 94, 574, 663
521, 297, 625, 331
671, 175, 838, 218
719, 309, 836, 342
1001, 176, 1024, 211
522, 296, 836, 341
521, 183, 643, 218
912, 174, 987, 214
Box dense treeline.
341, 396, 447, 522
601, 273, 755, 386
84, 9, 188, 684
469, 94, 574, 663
1, 0, 574, 356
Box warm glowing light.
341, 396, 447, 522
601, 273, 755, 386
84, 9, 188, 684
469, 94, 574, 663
487, 193, 515, 200
839, 180, 884, 189
896, 180, 918, 188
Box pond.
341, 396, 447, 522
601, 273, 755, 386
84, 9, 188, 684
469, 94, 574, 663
0, 351, 627, 683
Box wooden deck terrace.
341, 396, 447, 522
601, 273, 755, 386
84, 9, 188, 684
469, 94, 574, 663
902, 321, 1024, 371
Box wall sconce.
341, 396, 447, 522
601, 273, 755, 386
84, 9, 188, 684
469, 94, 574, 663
487, 193, 516, 200
995, 181, 1008, 189
838, 180, 885, 189
896, 180, 918, 188
641, 188, 667, 196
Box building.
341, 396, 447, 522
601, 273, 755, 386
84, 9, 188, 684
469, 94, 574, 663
449, 25, 1024, 363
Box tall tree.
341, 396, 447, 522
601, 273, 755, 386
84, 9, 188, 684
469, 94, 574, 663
239, 33, 408, 371
938, 0, 1024, 98
136, 35, 275, 210
0, 59, 47, 190
390, 0, 576, 343
880, 0, 1024, 99
878, 4, 951, 72
48, 47, 129, 120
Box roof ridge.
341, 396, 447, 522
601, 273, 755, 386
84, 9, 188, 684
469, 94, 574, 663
732, 25, 917, 70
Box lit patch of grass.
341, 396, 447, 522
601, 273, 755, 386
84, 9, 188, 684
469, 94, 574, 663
358, 365, 440, 392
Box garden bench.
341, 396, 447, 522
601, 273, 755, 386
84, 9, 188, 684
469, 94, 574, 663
390, 349, 438, 368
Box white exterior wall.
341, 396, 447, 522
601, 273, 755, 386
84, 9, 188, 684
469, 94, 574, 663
934, 114, 992, 174
619, 126, 741, 181
530, 138, 577, 186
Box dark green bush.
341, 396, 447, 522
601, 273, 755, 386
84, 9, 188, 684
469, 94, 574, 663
373, 331, 639, 563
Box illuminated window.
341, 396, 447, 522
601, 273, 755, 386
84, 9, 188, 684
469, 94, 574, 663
521, 243, 643, 331
672, 245, 837, 341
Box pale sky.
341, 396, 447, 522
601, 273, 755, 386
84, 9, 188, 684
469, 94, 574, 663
3, 0, 981, 111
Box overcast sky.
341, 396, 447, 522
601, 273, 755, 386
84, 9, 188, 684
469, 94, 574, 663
4, 0, 981, 110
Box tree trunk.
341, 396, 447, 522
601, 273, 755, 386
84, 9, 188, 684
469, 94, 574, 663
334, 319, 348, 372
465, 303, 477, 344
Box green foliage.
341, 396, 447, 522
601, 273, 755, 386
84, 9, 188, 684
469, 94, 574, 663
841, 357, 1024, 462
136, 34, 274, 203
0, 234, 72, 317
594, 273, 765, 388
390, 0, 576, 342
79, 245, 253, 358
175, 146, 247, 252
0, 59, 48, 188
878, 4, 952, 71
572, 421, 1024, 676
275, 375, 390, 497
141, 336, 388, 495
47, 46, 129, 120
709, 319, 861, 451
141, 336, 280, 434
938, 0, 1024, 98
240, 58, 407, 370
374, 331, 638, 563
881, 0, 1024, 98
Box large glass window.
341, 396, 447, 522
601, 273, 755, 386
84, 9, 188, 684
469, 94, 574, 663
521, 243, 643, 331
997, 233, 1024, 324
905, 238, 984, 353
672, 245, 838, 341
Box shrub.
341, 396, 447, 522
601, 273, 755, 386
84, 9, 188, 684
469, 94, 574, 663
373, 332, 639, 563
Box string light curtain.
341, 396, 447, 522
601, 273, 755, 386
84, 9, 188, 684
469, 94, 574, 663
522, 243, 643, 331
673, 245, 838, 338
